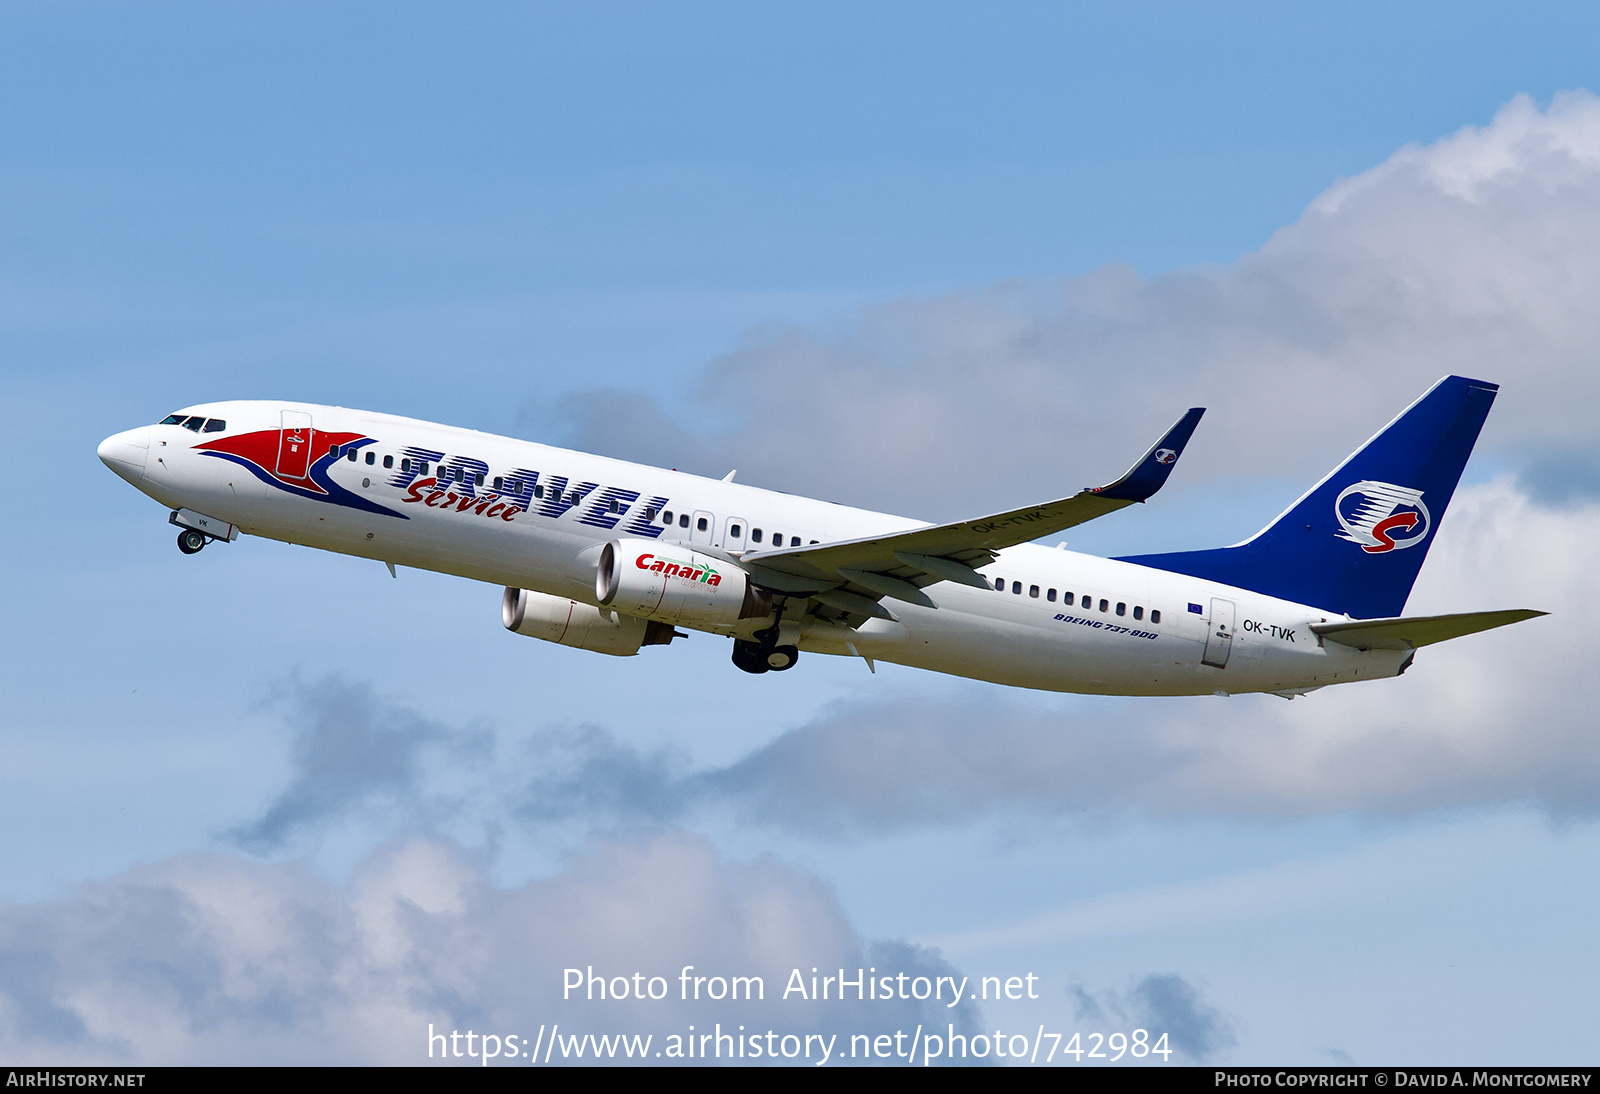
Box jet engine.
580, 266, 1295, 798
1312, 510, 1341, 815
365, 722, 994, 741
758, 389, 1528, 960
502, 587, 677, 656
596, 539, 772, 628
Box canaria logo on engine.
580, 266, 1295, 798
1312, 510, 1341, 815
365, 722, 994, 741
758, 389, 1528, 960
1334, 480, 1431, 554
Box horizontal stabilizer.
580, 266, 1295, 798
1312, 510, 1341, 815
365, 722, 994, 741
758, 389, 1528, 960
1311, 609, 1546, 651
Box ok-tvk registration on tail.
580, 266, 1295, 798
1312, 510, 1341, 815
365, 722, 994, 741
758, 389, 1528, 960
98, 375, 1542, 698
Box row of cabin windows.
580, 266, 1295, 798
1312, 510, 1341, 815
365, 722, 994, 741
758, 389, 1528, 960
992, 576, 1161, 624
651, 509, 812, 547
326, 446, 816, 542
160, 413, 226, 433
330, 445, 496, 486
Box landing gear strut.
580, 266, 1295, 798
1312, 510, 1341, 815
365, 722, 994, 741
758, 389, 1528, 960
177, 528, 208, 554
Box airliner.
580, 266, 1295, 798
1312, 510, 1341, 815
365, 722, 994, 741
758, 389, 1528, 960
96, 375, 1541, 697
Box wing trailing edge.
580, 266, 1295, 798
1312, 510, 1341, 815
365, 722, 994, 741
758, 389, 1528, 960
740, 406, 1205, 612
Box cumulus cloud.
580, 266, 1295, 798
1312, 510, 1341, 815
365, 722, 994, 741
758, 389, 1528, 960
1070, 974, 1236, 1062
0, 833, 979, 1065
530, 92, 1600, 520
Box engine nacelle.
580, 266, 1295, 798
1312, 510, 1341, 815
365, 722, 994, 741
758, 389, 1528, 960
502, 587, 677, 656
596, 539, 771, 628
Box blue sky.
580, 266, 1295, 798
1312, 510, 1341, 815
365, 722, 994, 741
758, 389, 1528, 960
4, 1, 1600, 1065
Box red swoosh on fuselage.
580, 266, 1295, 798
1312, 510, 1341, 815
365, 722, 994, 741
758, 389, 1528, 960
197, 428, 367, 495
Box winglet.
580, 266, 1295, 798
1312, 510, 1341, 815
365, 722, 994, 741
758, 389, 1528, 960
1090, 407, 1205, 502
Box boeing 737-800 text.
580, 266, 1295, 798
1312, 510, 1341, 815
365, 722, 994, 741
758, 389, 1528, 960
97, 375, 1542, 697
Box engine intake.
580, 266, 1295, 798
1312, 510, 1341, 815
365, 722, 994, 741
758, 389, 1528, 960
596, 539, 771, 627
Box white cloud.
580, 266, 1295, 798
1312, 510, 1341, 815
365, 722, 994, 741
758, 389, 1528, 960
0, 833, 979, 1064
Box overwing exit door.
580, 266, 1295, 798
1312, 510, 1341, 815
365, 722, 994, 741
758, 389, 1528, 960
1202, 597, 1236, 669
690, 510, 714, 547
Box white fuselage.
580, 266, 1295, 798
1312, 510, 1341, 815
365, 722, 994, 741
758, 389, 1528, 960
100, 401, 1404, 696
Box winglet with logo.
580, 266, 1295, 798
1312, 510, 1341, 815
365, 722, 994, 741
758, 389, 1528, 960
1090, 407, 1206, 502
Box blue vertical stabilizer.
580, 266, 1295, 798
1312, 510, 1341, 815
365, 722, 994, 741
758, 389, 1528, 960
1115, 376, 1498, 619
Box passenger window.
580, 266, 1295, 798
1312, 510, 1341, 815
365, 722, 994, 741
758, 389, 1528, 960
994, 577, 1004, 591
401, 458, 411, 472
1029, 585, 1040, 598
493, 476, 503, 489
329, 444, 340, 458
1133, 606, 1143, 620
347, 449, 357, 462
609, 499, 620, 514
752, 528, 763, 542
202, 419, 225, 433
1047, 589, 1057, 602
420, 462, 430, 476
729, 524, 742, 538
160, 414, 187, 426
1151, 610, 1162, 624
475, 472, 484, 486
365, 452, 375, 465
1099, 599, 1109, 612
810, 539, 818, 544
644, 507, 657, 521
1116, 602, 1126, 616
697, 517, 708, 531
1012, 581, 1022, 595
569, 490, 580, 504
1063, 592, 1074, 606
182, 416, 205, 431
534, 484, 544, 499
661, 509, 672, 523
383, 455, 393, 469
679, 513, 689, 528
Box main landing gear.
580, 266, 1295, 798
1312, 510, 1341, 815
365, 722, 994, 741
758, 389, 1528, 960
732, 639, 800, 674
732, 607, 800, 675
176, 528, 208, 554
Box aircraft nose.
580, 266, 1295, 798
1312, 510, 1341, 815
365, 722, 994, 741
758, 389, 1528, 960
98, 427, 150, 485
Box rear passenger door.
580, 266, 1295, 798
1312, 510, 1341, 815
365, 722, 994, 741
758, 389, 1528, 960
1202, 597, 1235, 669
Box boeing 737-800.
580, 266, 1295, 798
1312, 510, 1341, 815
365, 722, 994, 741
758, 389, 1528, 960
96, 375, 1542, 697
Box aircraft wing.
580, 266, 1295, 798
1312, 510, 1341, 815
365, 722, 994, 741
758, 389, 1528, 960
739, 407, 1205, 618
1310, 609, 1547, 651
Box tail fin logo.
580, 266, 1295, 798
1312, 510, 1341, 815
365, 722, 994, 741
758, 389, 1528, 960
1335, 480, 1431, 554
1155, 448, 1177, 465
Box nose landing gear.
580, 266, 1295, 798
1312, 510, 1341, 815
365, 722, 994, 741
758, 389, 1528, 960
168, 509, 237, 554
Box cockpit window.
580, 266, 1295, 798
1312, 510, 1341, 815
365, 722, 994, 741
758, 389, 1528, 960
181, 416, 205, 432
160, 414, 187, 426
202, 419, 225, 433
